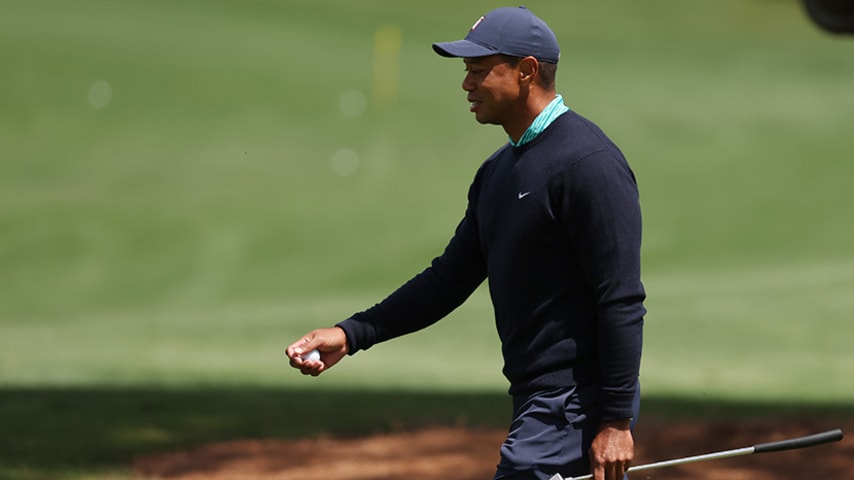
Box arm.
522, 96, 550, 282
562, 151, 644, 480
285, 215, 485, 376
337, 207, 487, 354
286, 173, 489, 374
564, 150, 645, 419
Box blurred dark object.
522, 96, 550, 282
803, 0, 854, 34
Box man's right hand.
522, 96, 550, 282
285, 327, 349, 376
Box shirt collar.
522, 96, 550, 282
509, 94, 570, 147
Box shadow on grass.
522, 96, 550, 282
1, 386, 851, 475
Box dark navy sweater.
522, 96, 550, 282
337, 111, 645, 420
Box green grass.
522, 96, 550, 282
2, 0, 854, 478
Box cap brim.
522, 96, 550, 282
432, 39, 498, 58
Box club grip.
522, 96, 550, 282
753, 429, 843, 454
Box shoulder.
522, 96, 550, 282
513, 112, 626, 175
533, 113, 637, 192
544, 110, 623, 159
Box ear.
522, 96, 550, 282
518, 56, 539, 85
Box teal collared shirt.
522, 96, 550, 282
509, 94, 570, 147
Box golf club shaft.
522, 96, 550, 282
551, 429, 843, 480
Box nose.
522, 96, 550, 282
462, 72, 475, 92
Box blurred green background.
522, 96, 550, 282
2, 0, 853, 478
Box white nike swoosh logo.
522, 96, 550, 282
518, 192, 532, 199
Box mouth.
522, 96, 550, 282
468, 98, 481, 112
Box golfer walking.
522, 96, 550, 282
286, 7, 645, 480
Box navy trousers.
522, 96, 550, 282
493, 384, 641, 480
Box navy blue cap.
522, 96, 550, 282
432, 6, 560, 64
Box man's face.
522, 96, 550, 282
462, 55, 522, 127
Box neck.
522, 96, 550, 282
504, 91, 557, 142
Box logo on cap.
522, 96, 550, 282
470, 15, 485, 31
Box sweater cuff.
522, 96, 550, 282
599, 383, 640, 421
335, 315, 375, 355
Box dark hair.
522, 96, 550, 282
502, 55, 557, 90
537, 62, 557, 90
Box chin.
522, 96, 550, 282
474, 112, 497, 125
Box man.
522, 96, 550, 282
286, 6, 645, 480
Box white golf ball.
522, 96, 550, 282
301, 349, 321, 362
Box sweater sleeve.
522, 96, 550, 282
562, 150, 646, 421
336, 202, 487, 354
